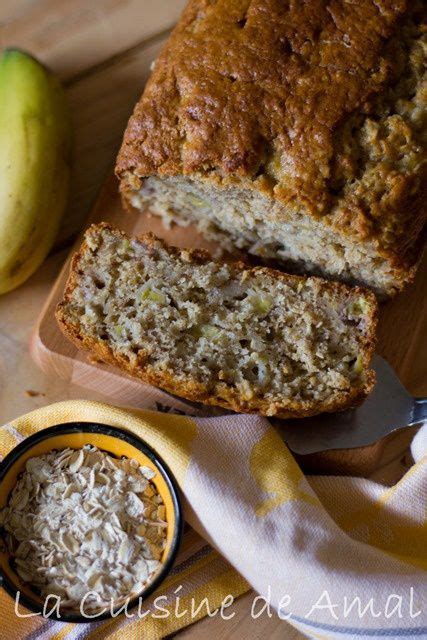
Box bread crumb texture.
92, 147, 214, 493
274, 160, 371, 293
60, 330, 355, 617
116, 0, 426, 296
57, 224, 377, 418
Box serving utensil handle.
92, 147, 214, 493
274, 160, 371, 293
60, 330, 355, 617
409, 397, 427, 426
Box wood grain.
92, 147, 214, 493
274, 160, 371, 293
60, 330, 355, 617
59, 36, 168, 245
376, 252, 427, 395
0, 0, 186, 81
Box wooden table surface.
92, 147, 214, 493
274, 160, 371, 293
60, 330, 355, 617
0, 3, 422, 639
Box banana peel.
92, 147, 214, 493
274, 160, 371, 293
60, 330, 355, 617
0, 49, 72, 294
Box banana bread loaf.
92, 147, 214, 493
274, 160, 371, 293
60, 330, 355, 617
56, 223, 377, 418
116, 0, 426, 297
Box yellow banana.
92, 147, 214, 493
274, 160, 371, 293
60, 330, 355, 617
0, 49, 71, 294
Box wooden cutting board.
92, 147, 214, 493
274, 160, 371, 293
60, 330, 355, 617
31, 171, 427, 476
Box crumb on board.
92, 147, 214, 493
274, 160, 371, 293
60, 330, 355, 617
87, 355, 105, 365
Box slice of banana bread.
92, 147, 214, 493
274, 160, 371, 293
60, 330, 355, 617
116, 0, 426, 297
56, 223, 377, 418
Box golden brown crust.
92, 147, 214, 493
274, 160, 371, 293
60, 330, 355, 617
56, 223, 377, 419
116, 0, 426, 290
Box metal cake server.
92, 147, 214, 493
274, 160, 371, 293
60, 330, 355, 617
276, 355, 427, 455
161, 355, 425, 455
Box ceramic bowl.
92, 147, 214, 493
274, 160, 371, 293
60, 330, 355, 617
0, 422, 183, 623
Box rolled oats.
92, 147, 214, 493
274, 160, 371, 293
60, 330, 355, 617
0, 446, 168, 611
